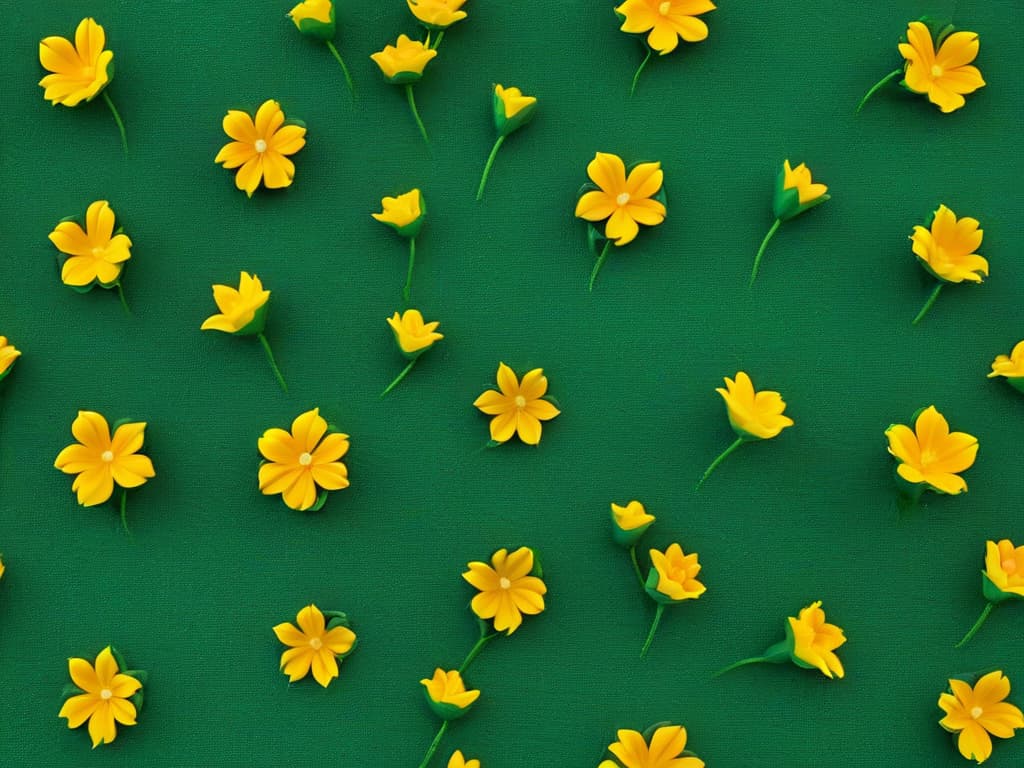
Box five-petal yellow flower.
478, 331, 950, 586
900, 21, 985, 113
54, 411, 155, 507
885, 405, 978, 496
939, 671, 1024, 764
39, 18, 113, 107
912, 204, 987, 284
49, 200, 132, 289
215, 100, 307, 198
647, 543, 705, 603
601, 725, 705, 768
421, 668, 480, 718
387, 310, 443, 356
448, 750, 480, 768
258, 408, 350, 511
789, 600, 846, 679
615, 0, 716, 54
462, 547, 547, 635
58, 647, 142, 749
408, 0, 468, 29
989, 341, 1024, 383
0, 336, 21, 381
575, 152, 666, 248
273, 604, 357, 687
200, 272, 271, 335
473, 363, 561, 445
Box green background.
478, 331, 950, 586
2, 0, 1022, 765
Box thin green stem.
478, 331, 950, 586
459, 630, 497, 673
640, 604, 665, 658
101, 91, 128, 155
912, 283, 944, 325
696, 437, 745, 490
406, 84, 430, 146
856, 68, 902, 113
404, 237, 416, 303
325, 40, 356, 98
750, 219, 781, 286
956, 602, 995, 648
119, 489, 130, 535
712, 656, 768, 678
589, 240, 613, 292
257, 333, 288, 392
476, 135, 506, 201
115, 282, 131, 315
380, 358, 418, 398
629, 545, 645, 588
630, 49, 653, 97
430, 30, 445, 50
416, 720, 449, 768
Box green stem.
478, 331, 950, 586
712, 656, 769, 678
459, 630, 497, 673
956, 602, 995, 648
912, 283, 944, 325
119, 489, 130, 534
406, 85, 430, 146
750, 219, 781, 286
589, 240, 613, 292
325, 40, 356, 98
629, 545, 645, 588
476, 135, 506, 201
380, 358, 418, 398
257, 333, 288, 392
640, 604, 665, 658
630, 49, 653, 97
430, 30, 445, 50
416, 720, 449, 768
101, 91, 128, 155
115, 282, 131, 315
696, 437, 745, 490
404, 237, 416, 303
856, 68, 902, 113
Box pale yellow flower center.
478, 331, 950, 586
99, 689, 113, 700
254, 139, 268, 153
659, 1, 672, 14
514, 395, 527, 409
91, 247, 104, 257
309, 637, 323, 650
298, 452, 313, 466
499, 577, 512, 589
931, 65, 944, 78
970, 706, 984, 719
616, 192, 631, 206
101, 450, 115, 463
1003, 559, 1017, 574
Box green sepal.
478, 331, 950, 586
611, 508, 654, 548
982, 572, 1020, 604
232, 301, 270, 337
55, 251, 126, 294
84, 59, 115, 104
1007, 377, 1024, 395
587, 221, 606, 258
485, 439, 503, 449
0, 366, 14, 383
385, 70, 425, 86
303, 489, 329, 513
527, 548, 543, 578
772, 169, 829, 222
641, 721, 674, 740
323, 611, 350, 627
109, 646, 128, 670
292, 5, 336, 40
61, 683, 85, 701
424, 689, 473, 721
110, 416, 134, 430
381, 191, 426, 239
493, 88, 537, 138
725, 417, 764, 442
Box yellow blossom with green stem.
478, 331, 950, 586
58, 646, 145, 749
938, 671, 1024, 764
370, 35, 437, 145
214, 100, 307, 199
909, 204, 987, 325
287, 0, 356, 97
473, 363, 561, 446
885, 405, 977, 506
956, 540, 1024, 648
48, 200, 133, 313
416, 669, 480, 768
258, 408, 350, 512
408, 0, 468, 50
273, 603, 356, 686
639, 543, 706, 657
476, 85, 538, 201
39, 18, 127, 153
200, 271, 287, 392
373, 189, 426, 302
381, 309, 443, 397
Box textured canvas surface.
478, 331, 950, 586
1, 0, 1023, 765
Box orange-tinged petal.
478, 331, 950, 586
258, 428, 299, 464
920, 469, 967, 495
69, 657, 100, 693
587, 152, 627, 195
282, 472, 318, 510
957, 722, 993, 763
936, 31, 980, 70
914, 406, 949, 454
605, 207, 640, 246
87, 701, 116, 748
54, 444, 99, 475
973, 671, 1011, 707
223, 110, 258, 143
292, 408, 328, 453
255, 100, 285, 139
575, 190, 617, 222
462, 562, 501, 591
940, 66, 985, 95
215, 141, 256, 169
260, 151, 296, 190
310, 462, 349, 491
73, 467, 115, 506
270, 125, 306, 156
905, 21, 936, 68
929, 431, 978, 474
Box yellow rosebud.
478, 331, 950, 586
645, 543, 705, 604
387, 310, 443, 358
986, 540, 1024, 599
715, 371, 793, 440
493, 84, 537, 137
420, 668, 480, 720
370, 34, 437, 83
610, 501, 655, 547
911, 204, 987, 285
288, 0, 335, 38
788, 601, 846, 679
0, 336, 21, 381
200, 272, 271, 336
408, 0, 468, 30
372, 189, 425, 238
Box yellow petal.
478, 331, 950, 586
59, 694, 98, 729
587, 152, 627, 195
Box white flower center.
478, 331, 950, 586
298, 452, 313, 466
514, 395, 527, 409
499, 577, 512, 589
99, 689, 113, 700
970, 706, 984, 719
659, 1, 672, 14
101, 450, 115, 463
254, 139, 268, 153
309, 637, 323, 650
616, 192, 631, 206
931, 65, 944, 78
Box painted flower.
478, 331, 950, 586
408, 0, 468, 29
448, 751, 480, 768
602, 724, 705, 768
885, 405, 978, 496
989, 341, 1024, 387
288, 0, 335, 38
200, 272, 271, 335
986, 540, 1024, 599
373, 189, 425, 238
58, 647, 143, 748
717, 372, 793, 440
610, 501, 656, 547
371, 34, 437, 82
54, 411, 155, 507
462, 547, 547, 634
388, 310, 442, 357
421, 668, 480, 720
49, 200, 132, 289
214, 100, 307, 198
645, 543, 705, 604
493, 84, 537, 136
900, 21, 985, 113
911, 205, 987, 284
39, 18, 113, 107
473, 363, 561, 445
789, 600, 846, 679
273, 604, 357, 687
939, 671, 1024, 764
615, 0, 716, 54
575, 152, 666, 247
258, 408, 349, 512
0, 336, 21, 381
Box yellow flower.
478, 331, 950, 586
604, 725, 705, 768
575, 152, 666, 247
885, 405, 978, 496
911, 204, 987, 284
54, 411, 155, 507
448, 751, 480, 768
214, 100, 307, 198
0, 336, 21, 380
370, 34, 437, 82
373, 189, 425, 237
473, 363, 561, 445
38, 18, 113, 107
421, 669, 480, 719
899, 21, 985, 113
716, 371, 793, 440
408, 0, 468, 29
388, 310, 442, 356
989, 341, 1024, 380
493, 84, 538, 137
986, 540, 1024, 599
258, 408, 350, 511
462, 547, 547, 634
645, 543, 705, 603
48, 200, 132, 288
200, 272, 271, 335
788, 601, 846, 679
939, 671, 1024, 764
289, 0, 334, 31
615, 0, 716, 55
774, 160, 829, 220
58, 647, 142, 748
611, 501, 656, 547
273, 604, 357, 687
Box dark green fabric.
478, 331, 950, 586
2, 0, 1022, 765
